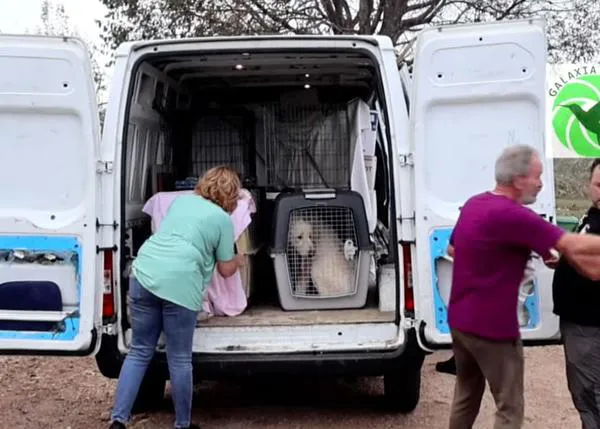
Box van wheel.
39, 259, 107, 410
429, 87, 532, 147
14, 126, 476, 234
383, 365, 421, 413
132, 373, 166, 414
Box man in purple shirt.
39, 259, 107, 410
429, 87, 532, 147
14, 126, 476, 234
447, 145, 600, 429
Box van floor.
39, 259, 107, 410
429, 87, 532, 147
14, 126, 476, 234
197, 305, 395, 327
197, 285, 395, 327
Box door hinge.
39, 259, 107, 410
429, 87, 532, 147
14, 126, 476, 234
398, 214, 416, 223
96, 218, 119, 230
399, 153, 414, 166
96, 160, 114, 174
96, 245, 118, 253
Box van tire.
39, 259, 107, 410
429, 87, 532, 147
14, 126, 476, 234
132, 372, 166, 414
383, 365, 421, 413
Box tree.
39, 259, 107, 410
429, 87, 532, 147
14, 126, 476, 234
99, 0, 444, 51
544, 0, 600, 63
100, 0, 600, 64
433, 0, 600, 63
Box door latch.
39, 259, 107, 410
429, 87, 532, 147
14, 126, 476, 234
399, 153, 414, 166
96, 160, 114, 174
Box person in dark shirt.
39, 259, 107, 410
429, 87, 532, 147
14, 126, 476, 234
552, 158, 600, 429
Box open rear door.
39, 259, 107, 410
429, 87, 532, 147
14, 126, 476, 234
0, 35, 101, 354
409, 19, 558, 347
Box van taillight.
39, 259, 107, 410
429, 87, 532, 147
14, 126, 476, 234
103, 249, 115, 318
402, 243, 414, 312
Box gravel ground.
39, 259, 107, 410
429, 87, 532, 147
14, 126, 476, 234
0, 346, 579, 429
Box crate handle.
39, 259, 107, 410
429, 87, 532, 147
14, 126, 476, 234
303, 189, 337, 200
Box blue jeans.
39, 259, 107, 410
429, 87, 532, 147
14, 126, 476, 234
111, 276, 197, 428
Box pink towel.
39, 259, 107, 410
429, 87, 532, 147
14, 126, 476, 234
142, 189, 256, 317
143, 190, 194, 233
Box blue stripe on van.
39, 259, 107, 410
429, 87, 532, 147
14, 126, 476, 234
429, 228, 452, 335
0, 235, 81, 341
0, 318, 80, 341
429, 227, 540, 335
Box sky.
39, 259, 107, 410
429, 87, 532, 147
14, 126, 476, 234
0, 0, 111, 99
0, 0, 106, 40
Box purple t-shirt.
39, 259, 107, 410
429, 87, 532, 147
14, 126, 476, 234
447, 192, 565, 341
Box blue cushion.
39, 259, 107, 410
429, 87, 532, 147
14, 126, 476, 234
0, 281, 63, 331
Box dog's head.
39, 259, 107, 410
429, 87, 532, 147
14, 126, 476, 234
289, 216, 315, 257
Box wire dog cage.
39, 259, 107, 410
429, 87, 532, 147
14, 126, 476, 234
260, 102, 353, 190
185, 100, 356, 192
189, 109, 255, 180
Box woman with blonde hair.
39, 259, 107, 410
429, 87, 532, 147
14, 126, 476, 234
109, 166, 245, 429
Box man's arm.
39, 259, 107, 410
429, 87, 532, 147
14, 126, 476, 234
555, 233, 600, 280
556, 232, 600, 255
562, 253, 600, 280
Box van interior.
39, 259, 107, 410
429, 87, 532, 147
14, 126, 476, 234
120, 48, 400, 340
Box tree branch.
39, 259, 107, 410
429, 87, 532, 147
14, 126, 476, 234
402, 0, 440, 30
369, 0, 385, 33
357, 0, 373, 33
246, 0, 297, 32
496, 0, 529, 19
406, 0, 438, 13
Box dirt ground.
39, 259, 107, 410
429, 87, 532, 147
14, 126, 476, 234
0, 346, 580, 429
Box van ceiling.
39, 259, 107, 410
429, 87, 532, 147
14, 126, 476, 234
149, 52, 377, 91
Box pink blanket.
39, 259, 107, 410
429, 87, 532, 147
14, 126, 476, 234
142, 189, 256, 317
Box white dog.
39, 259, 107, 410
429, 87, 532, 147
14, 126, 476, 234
288, 215, 357, 297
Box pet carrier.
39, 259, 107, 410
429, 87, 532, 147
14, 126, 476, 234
270, 190, 372, 310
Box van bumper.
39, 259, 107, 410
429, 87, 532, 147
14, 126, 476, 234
95, 328, 425, 380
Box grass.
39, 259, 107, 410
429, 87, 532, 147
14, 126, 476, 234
553, 158, 592, 218
556, 198, 589, 217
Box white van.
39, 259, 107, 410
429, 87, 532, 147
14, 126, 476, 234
0, 17, 560, 413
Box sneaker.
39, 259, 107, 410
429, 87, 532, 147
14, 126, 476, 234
179, 424, 201, 429
109, 422, 126, 429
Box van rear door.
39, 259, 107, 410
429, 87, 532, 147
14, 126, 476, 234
409, 19, 559, 347
0, 35, 101, 355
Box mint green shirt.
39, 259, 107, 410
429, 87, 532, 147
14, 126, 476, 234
132, 194, 235, 311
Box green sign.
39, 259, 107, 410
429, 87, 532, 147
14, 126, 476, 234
551, 66, 600, 157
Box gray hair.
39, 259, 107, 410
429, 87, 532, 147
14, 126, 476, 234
494, 145, 538, 185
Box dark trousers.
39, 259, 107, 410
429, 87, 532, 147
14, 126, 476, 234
561, 319, 600, 429
449, 328, 524, 429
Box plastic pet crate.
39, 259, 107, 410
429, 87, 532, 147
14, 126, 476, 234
270, 190, 372, 310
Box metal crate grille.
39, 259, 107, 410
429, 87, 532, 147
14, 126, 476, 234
262, 103, 352, 189
190, 114, 252, 178
286, 206, 359, 298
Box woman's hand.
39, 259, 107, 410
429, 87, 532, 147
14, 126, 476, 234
235, 254, 247, 268
217, 254, 247, 278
